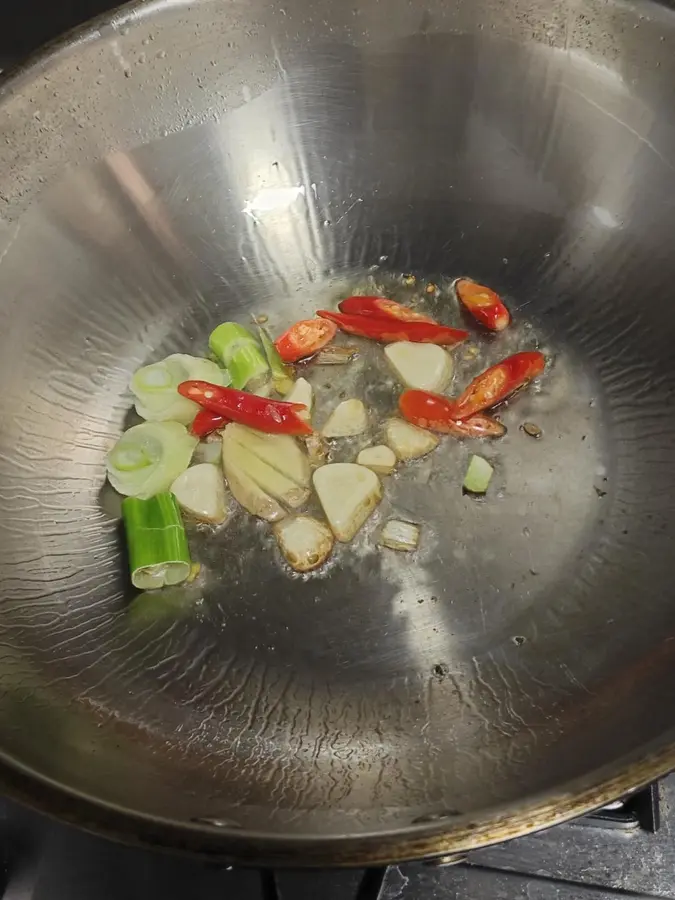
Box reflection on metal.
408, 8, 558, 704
425, 854, 468, 868
243, 186, 306, 218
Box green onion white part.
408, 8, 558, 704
122, 493, 192, 589
131, 353, 227, 425
380, 519, 421, 552
107, 422, 198, 499
209, 322, 270, 392
463, 454, 494, 495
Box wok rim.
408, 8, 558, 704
1, 737, 674, 864
1, 0, 674, 866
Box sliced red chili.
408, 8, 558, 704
274, 319, 338, 363
444, 414, 506, 438
452, 351, 545, 419
178, 381, 312, 435
317, 310, 468, 346
190, 409, 229, 438
399, 390, 505, 437
455, 279, 510, 332
338, 296, 436, 324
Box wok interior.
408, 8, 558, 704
0, 0, 675, 851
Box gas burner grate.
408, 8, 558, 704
575, 782, 660, 832
262, 867, 388, 900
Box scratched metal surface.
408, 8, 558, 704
1, 0, 675, 862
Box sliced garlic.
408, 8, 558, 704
285, 377, 313, 423
313, 463, 382, 542
171, 463, 228, 525
385, 418, 440, 461
322, 399, 368, 438
356, 444, 397, 475
384, 341, 453, 392
274, 516, 334, 572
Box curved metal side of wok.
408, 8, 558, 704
0, 0, 675, 866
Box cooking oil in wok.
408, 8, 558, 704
189, 265, 606, 656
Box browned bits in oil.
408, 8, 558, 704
426, 283, 437, 294
403, 274, 416, 286
521, 422, 543, 439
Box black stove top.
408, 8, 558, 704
0, 0, 119, 64
1, 778, 674, 900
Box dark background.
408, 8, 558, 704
1, 0, 118, 64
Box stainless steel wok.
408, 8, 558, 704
0, 0, 675, 867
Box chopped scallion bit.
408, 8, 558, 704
122, 493, 192, 590
106, 422, 198, 499
256, 321, 295, 395
131, 353, 228, 425
209, 322, 270, 392
314, 345, 358, 365
463, 454, 494, 495
380, 519, 420, 552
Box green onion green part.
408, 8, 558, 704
122, 493, 192, 590
463, 454, 494, 495
256, 322, 295, 395
209, 323, 269, 392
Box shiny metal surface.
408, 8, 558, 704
0, 0, 675, 865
